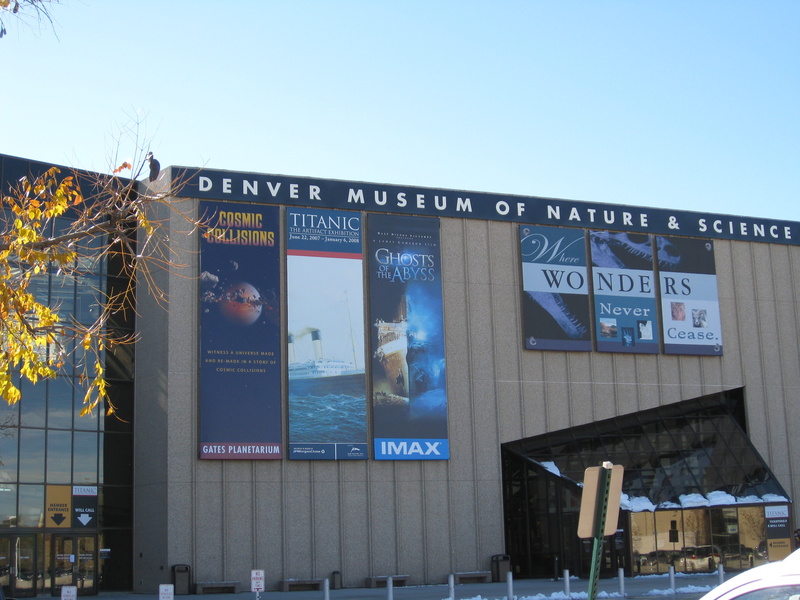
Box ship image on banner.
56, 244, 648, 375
520, 225, 591, 351
657, 236, 723, 356
286, 208, 368, 460
198, 201, 282, 459
368, 214, 449, 460
590, 230, 659, 354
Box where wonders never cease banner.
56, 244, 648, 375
198, 201, 283, 459
519, 225, 723, 356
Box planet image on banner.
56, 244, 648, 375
219, 281, 262, 326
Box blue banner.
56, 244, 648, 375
520, 225, 591, 351
286, 208, 368, 460
368, 214, 449, 460
198, 202, 282, 459
590, 231, 660, 354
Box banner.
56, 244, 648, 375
657, 236, 723, 355
590, 231, 659, 354
520, 225, 591, 351
368, 214, 449, 460
198, 201, 282, 459
286, 208, 368, 460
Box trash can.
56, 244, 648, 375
172, 564, 191, 595
331, 570, 342, 590
491, 554, 511, 582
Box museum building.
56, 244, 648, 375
0, 152, 798, 594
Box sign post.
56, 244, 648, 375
251, 569, 265, 600
577, 462, 624, 600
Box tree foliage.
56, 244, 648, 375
0, 0, 57, 38
0, 153, 195, 415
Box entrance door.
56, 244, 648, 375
0, 534, 39, 597
51, 535, 97, 596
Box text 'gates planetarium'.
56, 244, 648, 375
2, 152, 799, 593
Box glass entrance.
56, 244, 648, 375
0, 534, 39, 597
51, 535, 97, 596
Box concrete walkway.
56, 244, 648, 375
94, 571, 726, 600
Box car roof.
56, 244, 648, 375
699, 549, 800, 600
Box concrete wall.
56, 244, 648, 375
134, 195, 800, 592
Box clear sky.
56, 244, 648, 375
2, 1, 798, 221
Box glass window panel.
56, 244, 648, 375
101, 433, 132, 486
738, 506, 767, 567
72, 432, 98, 484
19, 379, 46, 428
50, 273, 75, 316
0, 483, 16, 527
17, 485, 43, 528
105, 334, 134, 382
99, 486, 132, 528
76, 231, 106, 273
0, 396, 19, 431
46, 430, 72, 484
653, 510, 684, 573
27, 274, 49, 304
0, 431, 18, 483
18, 429, 45, 483
104, 384, 133, 433
106, 276, 135, 330
47, 377, 73, 429
74, 392, 99, 431
630, 511, 656, 574
75, 274, 103, 324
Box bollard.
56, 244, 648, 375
448, 573, 455, 600
563, 569, 570, 597
506, 570, 514, 600
718, 564, 725, 586
387, 575, 394, 600
323, 578, 330, 600
618, 567, 625, 597
669, 566, 676, 593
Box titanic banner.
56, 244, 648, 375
286, 208, 368, 460
520, 225, 591, 351
590, 231, 660, 354
368, 214, 449, 460
198, 201, 282, 459
657, 236, 723, 356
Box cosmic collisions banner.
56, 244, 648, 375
368, 214, 449, 460
657, 236, 723, 356
590, 231, 660, 354
198, 201, 282, 459
520, 225, 592, 351
286, 208, 369, 460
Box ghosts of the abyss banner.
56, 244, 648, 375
286, 208, 369, 460
368, 214, 449, 460
198, 201, 282, 459
657, 235, 723, 355
520, 225, 592, 351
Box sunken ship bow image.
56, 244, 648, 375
288, 329, 365, 396
373, 318, 409, 405
373, 315, 442, 407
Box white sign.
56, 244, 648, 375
61, 586, 78, 600
159, 584, 175, 600
251, 569, 265, 592
766, 505, 790, 519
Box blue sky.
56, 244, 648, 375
2, 1, 798, 221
